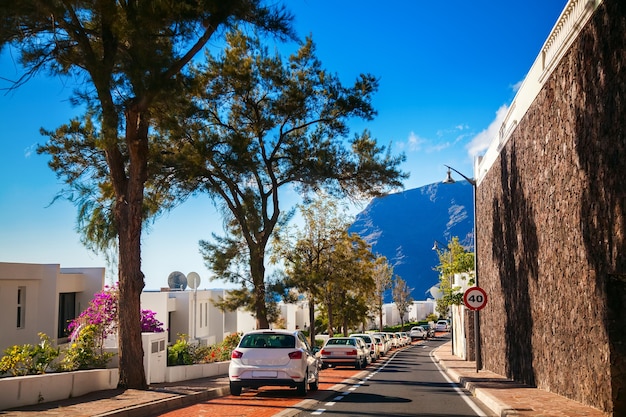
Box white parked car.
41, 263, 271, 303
228, 329, 321, 396
372, 332, 391, 355
320, 337, 369, 369
410, 326, 427, 340
350, 333, 379, 361
436, 320, 450, 332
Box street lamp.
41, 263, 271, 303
442, 165, 482, 372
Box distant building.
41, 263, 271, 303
0, 262, 104, 352
140, 288, 257, 346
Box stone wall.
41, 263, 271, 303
475, 1, 626, 414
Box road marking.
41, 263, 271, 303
311, 409, 325, 415
429, 350, 488, 417
324, 401, 336, 406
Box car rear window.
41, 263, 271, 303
327, 338, 355, 346
354, 335, 371, 343
240, 334, 295, 348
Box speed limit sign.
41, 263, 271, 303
463, 287, 488, 311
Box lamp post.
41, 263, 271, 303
442, 165, 482, 372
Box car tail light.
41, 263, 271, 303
321, 349, 330, 355
288, 350, 303, 360
346, 349, 357, 356
231, 350, 243, 359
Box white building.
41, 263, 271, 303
140, 288, 257, 346
0, 262, 104, 352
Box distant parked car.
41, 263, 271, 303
419, 324, 435, 338
372, 332, 391, 355
372, 335, 385, 357
350, 333, 379, 361
320, 337, 369, 369
228, 329, 320, 396
410, 326, 427, 340
436, 320, 450, 332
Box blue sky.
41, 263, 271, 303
0, 1, 567, 291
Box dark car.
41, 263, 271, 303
419, 324, 435, 338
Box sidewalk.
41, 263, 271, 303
432, 342, 609, 417
1, 341, 609, 417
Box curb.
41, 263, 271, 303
93, 385, 231, 417
432, 347, 515, 417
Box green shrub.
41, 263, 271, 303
0, 333, 60, 376
59, 324, 114, 371
168, 333, 240, 366
167, 334, 193, 366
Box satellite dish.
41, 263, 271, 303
187, 272, 201, 289
167, 271, 187, 290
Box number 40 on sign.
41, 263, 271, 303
463, 287, 488, 311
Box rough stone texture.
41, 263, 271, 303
476, 1, 626, 414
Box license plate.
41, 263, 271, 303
253, 371, 277, 378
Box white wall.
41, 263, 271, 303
0, 262, 104, 353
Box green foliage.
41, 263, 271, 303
426, 313, 439, 323
167, 333, 241, 366
0, 333, 60, 376
3, 0, 293, 389
392, 276, 414, 330
59, 325, 114, 371
167, 334, 194, 366
180, 29, 406, 329
434, 237, 475, 317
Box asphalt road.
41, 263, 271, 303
298, 337, 490, 417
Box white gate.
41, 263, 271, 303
142, 332, 167, 383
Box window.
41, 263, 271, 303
58, 293, 77, 338
17, 287, 25, 329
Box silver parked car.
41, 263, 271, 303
410, 326, 427, 340
320, 336, 369, 369
228, 329, 321, 396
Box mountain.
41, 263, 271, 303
349, 181, 474, 301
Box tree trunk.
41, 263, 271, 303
326, 294, 334, 337
308, 297, 316, 347
110, 105, 149, 389
250, 246, 269, 329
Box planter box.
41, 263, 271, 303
165, 361, 229, 383
0, 368, 119, 410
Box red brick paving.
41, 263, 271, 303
155, 365, 366, 417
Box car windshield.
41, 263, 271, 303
240, 333, 295, 348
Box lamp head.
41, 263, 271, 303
443, 168, 456, 184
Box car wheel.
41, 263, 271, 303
309, 371, 319, 391
297, 370, 309, 396
229, 382, 242, 396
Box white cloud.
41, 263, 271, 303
466, 104, 509, 158
406, 131, 427, 152
24, 144, 37, 158
511, 80, 524, 92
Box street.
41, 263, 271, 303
299, 336, 489, 417
154, 335, 491, 417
